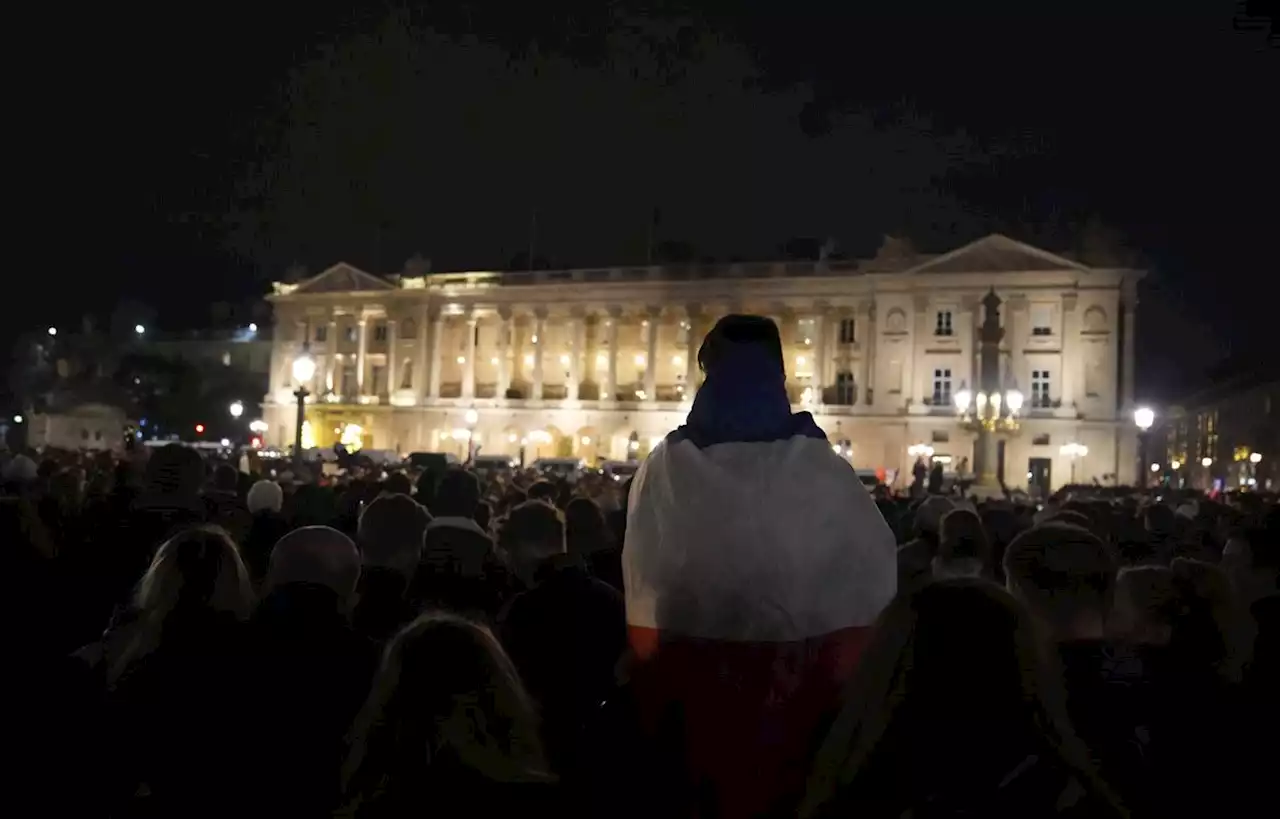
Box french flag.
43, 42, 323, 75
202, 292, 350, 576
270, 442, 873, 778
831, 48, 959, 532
623, 316, 897, 818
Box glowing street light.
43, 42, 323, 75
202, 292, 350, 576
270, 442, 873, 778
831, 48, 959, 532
1249, 452, 1263, 464
1201, 457, 1213, 468
46, 327, 57, 337
1059, 442, 1088, 484
134, 324, 146, 335
229, 400, 244, 419
1133, 406, 1155, 431
1150, 463, 1161, 472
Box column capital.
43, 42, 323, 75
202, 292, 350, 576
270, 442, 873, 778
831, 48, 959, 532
960, 293, 982, 311
1061, 292, 1079, 312
497, 306, 514, 320
811, 300, 831, 316
684, 303, 704, 318
533, 307, 549, 321
568, 306, 588, 320
1005, 293, 1029, 311
644, 305, 664, 319
606, 305, 624, 320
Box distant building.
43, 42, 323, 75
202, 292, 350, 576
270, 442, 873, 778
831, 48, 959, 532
29, 402, 131, 452
265, 234, 1145, 490
1159, 374, 1279, 491
127, 325, 273, 377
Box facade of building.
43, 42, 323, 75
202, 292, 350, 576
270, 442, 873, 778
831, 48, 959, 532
29, 402, 131, 452
264, 234, 1145, 490
1158, 375, 1279, 491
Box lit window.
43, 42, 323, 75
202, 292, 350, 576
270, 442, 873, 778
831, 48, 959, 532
315, 325, 327, 342
839, 318, 856, 345
835, 371, 856, 405
374, 323, 388, 342
934, 311, 953, 337
1032, 369, 1052, 408
932, 368, 953, 405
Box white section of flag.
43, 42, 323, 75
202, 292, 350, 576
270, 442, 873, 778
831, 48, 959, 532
623, 435, 897, 642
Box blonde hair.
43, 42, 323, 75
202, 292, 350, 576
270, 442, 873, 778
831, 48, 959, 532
107, 525, 254, 686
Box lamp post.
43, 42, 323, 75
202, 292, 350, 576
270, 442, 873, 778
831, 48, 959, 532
1133, 406, 1155, 487
291, 345, 316, 467
464, 408, 479, 463
951, 289, 1023, 495
1059, 442, 1088, 485
1249, 451, 1262, 488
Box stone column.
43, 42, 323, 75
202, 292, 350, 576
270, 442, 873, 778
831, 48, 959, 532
386, 318, 398, 396
910, 295, 929, 405
356, 316, 368, 394
497, 308, 513, 398
416, 305, 430, 398
532, 310, 546, 400
326, 314, 339, 393
511, 314, 525, 387
1060, 292, 1079, 409
684, 305, 701, 395
428, 313, 444, 399
583, 314, 599, 396
568, 311, 585, 401
604, 308, 620, 402
861, 301, 876, 406
462, 313, 477, 399
1006, 295, 1028, 394
811, 306, 828, 400
1121, 281, 1137, 411
644, 307, 660, 401
959, 296, 977, 393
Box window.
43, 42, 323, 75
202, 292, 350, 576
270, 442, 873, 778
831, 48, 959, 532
838, 317, 856, 345
1031, 305, 1053, 336
934, 310, 953, 337
371, 365, 386, 394
345, 325, 358, 343
315, 324, 328, 342
835, 371, 856, 404
932, 368, 953, 405
400, 359, 414, 390
374, 322, 388, 342
931, 430, 950, 444
1031, 369, 1052, 408
1033, 433, 1051, 446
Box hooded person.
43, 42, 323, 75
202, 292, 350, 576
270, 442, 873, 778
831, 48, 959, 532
622, 314, 897, 818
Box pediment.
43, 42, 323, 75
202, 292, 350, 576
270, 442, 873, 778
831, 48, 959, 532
293, 263, 395, 294
903, 234, 1090, 275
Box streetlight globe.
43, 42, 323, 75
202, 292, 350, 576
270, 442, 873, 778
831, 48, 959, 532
1170, 459, 1181, 470
229, 400, 244, 419
1150, 462, 1161, 472
954, 387, 972, 413
134, 324, 145, 335
1133, 406, 1155, 431
46, 326, 57, 337
464, 409, 479, 426
1249, 452, 1262, 464
291, 349, 316, 384
1005, 388, 1024, 413
1201, 457, 1213, 468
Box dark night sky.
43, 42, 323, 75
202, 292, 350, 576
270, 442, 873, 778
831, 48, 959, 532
13, 2, 1279, 397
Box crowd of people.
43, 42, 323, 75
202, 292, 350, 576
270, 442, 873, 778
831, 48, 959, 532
5, 314, 1279, 818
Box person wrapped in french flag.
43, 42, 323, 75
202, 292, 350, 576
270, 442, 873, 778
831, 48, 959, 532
623, 314, 897, 818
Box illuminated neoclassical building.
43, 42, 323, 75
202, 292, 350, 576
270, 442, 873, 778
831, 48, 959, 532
263, 234, 1144, 490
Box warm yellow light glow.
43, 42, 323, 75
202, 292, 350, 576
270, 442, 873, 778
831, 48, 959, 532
672, 355, 683, 366
595, 353, 607, 369
531, 334, 539, 344
340, 423, 364, 452
1170, 459, 1181, 469
507, 433, 518, 443
529, 430, 552, 444
1249, 452, 1262, 464
796, 355, 807, 367
455, 356, 465, 364
1201, 457, 1213, 468
300, 420, 315, 450
464, 409, 479, 425
452, 428, 472, 441
634, 353, 646, 366
581, 436, 592, 445
559, 354, 570, 366
490, 357, 499, 365
523, 353, 534, 366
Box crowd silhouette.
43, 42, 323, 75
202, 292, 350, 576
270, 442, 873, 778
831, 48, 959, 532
4, 315, 1278, 818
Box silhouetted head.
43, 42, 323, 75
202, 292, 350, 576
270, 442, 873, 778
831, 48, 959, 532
358, 493, 431, 575
432, 468, 481, 518
267, 525, 362, 601
697, 314, 785, 381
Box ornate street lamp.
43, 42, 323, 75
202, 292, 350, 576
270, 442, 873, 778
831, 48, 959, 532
954, 383, 1023, 432
464, 408, 479, 462
1133, 406, 1155, 487
1059, 441, 1088, 485
291, 345, 316, 466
